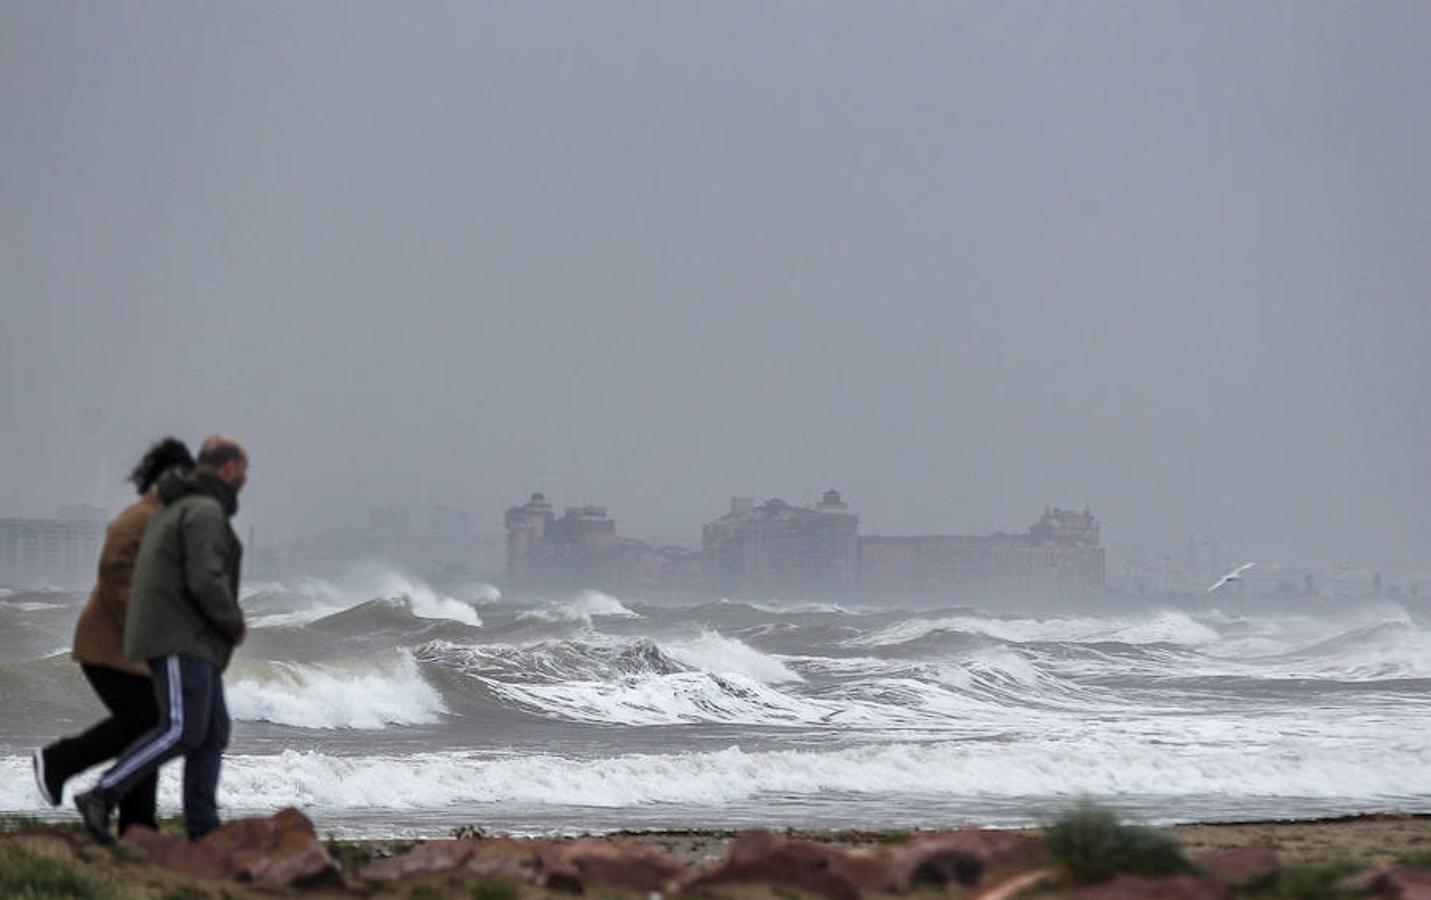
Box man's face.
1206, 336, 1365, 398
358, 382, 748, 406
218, 458, 248, 493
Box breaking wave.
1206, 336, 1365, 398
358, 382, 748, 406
227, 652, 447, 729
516, 590, 642, 625
5, 727, 1426, 815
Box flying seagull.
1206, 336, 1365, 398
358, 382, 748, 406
1208, 562, 1255, 593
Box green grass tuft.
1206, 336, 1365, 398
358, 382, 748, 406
1398, 849, 1431, 869
0, 816, 48, 836
1239, 860, 1367, 899
1043, 802, 1191, 884
0, 847, 118, 899
468, 876, 521, 900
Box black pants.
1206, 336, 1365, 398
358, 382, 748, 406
46, 664, 159, 833
96, 655, 230, 841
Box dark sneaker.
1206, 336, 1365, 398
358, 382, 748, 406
31, 747, 63, 807
74, 790, 114, 846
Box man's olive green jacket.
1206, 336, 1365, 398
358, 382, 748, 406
124, 469, 244, 671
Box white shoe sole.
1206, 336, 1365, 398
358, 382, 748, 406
32, 749, 58, 807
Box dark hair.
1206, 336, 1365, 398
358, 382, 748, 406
127, 438, 195, 494
197, 437, 247, 470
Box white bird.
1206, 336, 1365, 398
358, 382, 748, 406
1208, 562, 1255, 593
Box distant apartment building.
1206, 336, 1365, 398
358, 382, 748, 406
859, 508, 1105, 604
701, 491, 860, 598
503, 489, 1105, 604
0, 515, 107, 588
504, 493, 700, 595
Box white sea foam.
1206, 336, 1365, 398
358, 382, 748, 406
665, 630, 802, 684
5, 712, 1427, 816
478, 665, 1020, 728
857, 609, 1224, 649
227, 652, 447, 729
237, 565, 481, 627
518, 590, 642, 625
0, 600, 66, 612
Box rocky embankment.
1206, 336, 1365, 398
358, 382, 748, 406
3, 809, 1430, 899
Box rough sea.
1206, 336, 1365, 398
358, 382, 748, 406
2, 568, 1428, 837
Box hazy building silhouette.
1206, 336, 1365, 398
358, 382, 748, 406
702, 490, 860, 598
860, 507, 1105, 604
504, 494, 701, 594
0, 515, 107, 588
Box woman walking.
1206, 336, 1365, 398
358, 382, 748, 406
32, 437, 194, 835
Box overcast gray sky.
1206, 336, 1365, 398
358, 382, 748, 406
2, 2, 1427, 567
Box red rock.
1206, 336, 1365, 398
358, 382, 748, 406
970, 867, 1057, 900
676, 831, 868, 900
1356, 868, 1431, 899
358, 838, 483, 880
1195, 845, 1280, 885
1074, 874, 1231, 899
893, 829, 1044, 888
120, 808, 339, 888
464, 838, 545, 884
534, 837, 686, 893
678, 829, 864, 892
121, 826, 228, 880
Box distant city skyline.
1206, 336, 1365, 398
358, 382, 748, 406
3, 4, 1427, 571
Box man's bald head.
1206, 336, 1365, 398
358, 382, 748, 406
197, 435, 248, 492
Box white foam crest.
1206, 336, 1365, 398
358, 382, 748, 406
1249, 622, 1431, 680
227, 652, 447, 729
478, 666, 1011, 728
346, 565, 481, 626
738, 598, 859, 615
0, 600, 66, 612
238, 565, 481, 627
518, 590, 641, 625
856, 609, 1222, 649
665, 630, 802, 684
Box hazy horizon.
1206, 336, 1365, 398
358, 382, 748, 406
4, 3, 1428, 569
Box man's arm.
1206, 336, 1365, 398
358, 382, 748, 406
181, 500, 245, 641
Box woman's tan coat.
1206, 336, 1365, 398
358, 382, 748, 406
70, 492, 158, 677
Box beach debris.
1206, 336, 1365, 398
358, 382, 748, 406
121, 807, 340, 888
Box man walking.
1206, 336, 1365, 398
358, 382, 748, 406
74, 436, 248, 844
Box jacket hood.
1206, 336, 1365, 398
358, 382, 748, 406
156, 467, 239, 517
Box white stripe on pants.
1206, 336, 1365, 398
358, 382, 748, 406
99, 655, 183, 790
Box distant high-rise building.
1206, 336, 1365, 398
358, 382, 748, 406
503, 495, 699, 594
701, 490, 859, 598
0, 517, 107, 588
860, 507, 1105, 604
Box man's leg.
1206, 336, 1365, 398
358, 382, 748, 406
76, 656, 211, 843
91, 670, 162, 834
181, 668, 230, 840
38, 665, 156, 805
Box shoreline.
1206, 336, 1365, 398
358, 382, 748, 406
357, 810, 1431, 868
4, 809, 1429, 897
